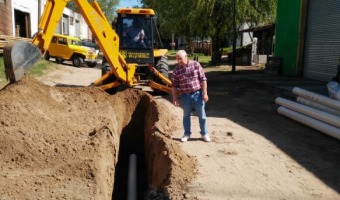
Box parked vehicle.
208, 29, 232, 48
81, 39, 99, 50
45, 34, 98, 68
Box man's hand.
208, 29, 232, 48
172, 87, 179, 106
202, 81, 209, 102
202, 93, 209, 102
173, 98, 179, 107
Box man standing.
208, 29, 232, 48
172, 50, 211, 142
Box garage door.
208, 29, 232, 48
303, 0, 340, 81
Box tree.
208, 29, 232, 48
195, 0, 232, 65
67, 0, 119, 23
141, 0, 199, 53
142, 0, 277, 65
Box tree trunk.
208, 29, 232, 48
186, 37, 193, 55
211, 34, 222, 66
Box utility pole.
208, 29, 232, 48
232, 0, 236, 72
171, 32, 175, 50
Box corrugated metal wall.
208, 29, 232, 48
303, 0, 340, 81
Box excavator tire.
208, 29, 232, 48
153, 56, 169, 95
154, 56, 169, 82
3, 41, 42, 83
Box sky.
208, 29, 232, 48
117, 0, 142, 8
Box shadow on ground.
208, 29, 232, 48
203, 68, 340, 194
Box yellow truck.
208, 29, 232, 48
3, 0, 172, 94
45, 34, 98, 67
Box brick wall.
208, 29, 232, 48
0, 0, 13, 35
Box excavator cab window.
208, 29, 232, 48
116, 14, 154, 64
117, 16, 152, 49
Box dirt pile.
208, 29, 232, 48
0, 78, 196, 199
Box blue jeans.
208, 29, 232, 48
179, 90, 208, 136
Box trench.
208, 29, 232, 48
111, 97, 170, 200
112, 100, 148, 199
0, 79, 196, 199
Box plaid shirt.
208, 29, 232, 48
172, 60, 207, 93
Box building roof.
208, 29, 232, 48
240, 23, 275, 32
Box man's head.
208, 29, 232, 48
176, 50, 188, 66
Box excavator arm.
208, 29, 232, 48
4, 0, 137, 87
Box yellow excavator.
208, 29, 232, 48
3, 0, 173, 94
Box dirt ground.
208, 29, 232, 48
0, 59, 339, 200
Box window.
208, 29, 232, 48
58, 37, 67, 45
51, 36, 57, 43
118, 16, 152, 49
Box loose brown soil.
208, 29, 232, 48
0, 77, 196, 199
0, 61, 339, 200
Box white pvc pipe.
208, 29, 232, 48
276, 97, 340, 128
292, 87, 340, 111
277, 106, 340, 140
327, 81, 340, 100
127, 154, 137, 200
297, 97, 340, 116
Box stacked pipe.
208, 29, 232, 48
275, 87, 340, 141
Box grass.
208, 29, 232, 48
26, 59, 55, 77
0, 56, 55, 89
194, 55, 211, 65
222, 46, 233, 54
0, 56, 7, 89
166, 50, 211, 65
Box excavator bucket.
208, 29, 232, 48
3, 41, 42, 83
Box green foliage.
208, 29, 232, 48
222, 46, 233, 54
192, 55, 211, 65
26, 60, 56, 77
166, 51, 211, 65
0, 56, 55, 89
0, 56, 8, 89
142, 0, 277, 64
0, 56, 4, 77
97, 0, 120, 23
143, 0, 276, 39
142, 0, 198, 39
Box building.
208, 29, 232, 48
275, 0, 340, 82
0, 0, 14, 36
240, 23, 276, 65
0, 0, 93, 40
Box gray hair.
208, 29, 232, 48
176, 50, 187, 58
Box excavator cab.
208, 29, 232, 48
117, 15, 153, 62
116, 8, 162, 65
101, 8, 170, 94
